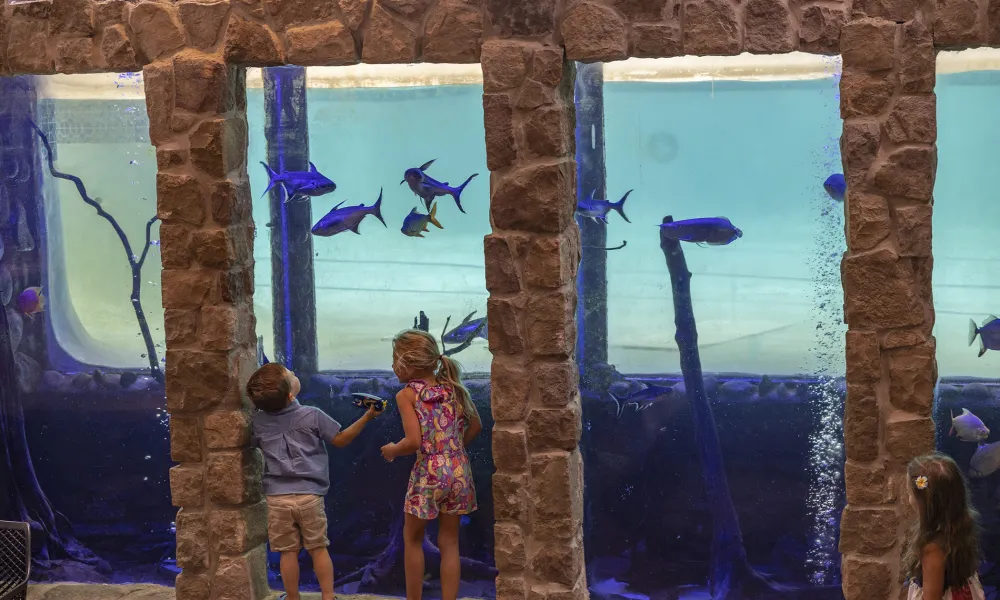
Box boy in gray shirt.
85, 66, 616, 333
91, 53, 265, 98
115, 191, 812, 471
247, 363, 379, 600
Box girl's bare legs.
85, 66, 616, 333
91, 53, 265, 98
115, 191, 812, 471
404, 513, 428, 600
437, 514, 462, 600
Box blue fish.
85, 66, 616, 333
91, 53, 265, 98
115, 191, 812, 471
969, 315, 1000, 358
608, 384, 674, 418
442, 312, 487, 345
401, 203, 444, 238
658, 217, 742, 246
823, 173, 846, 202
311, 189, 386, 237
576, 189, 632, 224
401, 159, 478, 214
261, 161, 337, 203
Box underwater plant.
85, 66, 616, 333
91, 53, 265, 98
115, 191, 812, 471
29, 121, 163, 383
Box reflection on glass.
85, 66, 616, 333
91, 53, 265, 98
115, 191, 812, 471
247, 65, 495, 597
933, 48, 1000, 593
1, 73, 172, 585
576, 54, 846, 598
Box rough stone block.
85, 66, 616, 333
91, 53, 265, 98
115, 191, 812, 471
800, 4, 847, 53
173, 51, 228, 114
493, 426, 528, 471
192, 228, 237, 270
362, 2, 417, 63
524, 232, 577, 289
285, 22, 357, 66
178, 1, 229, 50
204, 410, 252, 450
143, 61, 175, 145
886, 417, 935, 465
211, 545, 270, 600
488, 296, 526, 355
530, 46, 563, 88
129, 2, 185, 61
525, 288, 575, 357
165, 348, 234, 411
190, 118, 246, 178
841, 18, 897, 71
612, 0, 668, 20
882, 329, 927, 349
481, 40, 529, 92
492, 161, 575, 234
683, 0, 742, 55
530, 449, 583, 520
101, 24, 138, 71
263, 0, 337, 29
485, 0, 556, 37
846, 331, 880, 384
493, 472, 529, 521
847, 191, 890, 252
157, 172, 204, 226
51, 0, 95, 36
176, 509, 210, 571
200, 304, 243, 350
630, 22, 683, 57
175, 571, 211, 600
842, 248, 925, 330
562, 1, 627, 62
843, 554, 893, 600
841, 69, 895, 118
845, 460, 898, 505
839, 506, 898, 554
530, 534, 583, 587
852, 0, 916, 21
496, 575, 529, 600
339, 0, 369, 30
55, 38, 98, 73
744, 0, 796, 53
423, 0, 483, 63
96, 0, 128, 27
845, 383, 880, 462
483, 93, 516, 171
934, 0, 981, 46
224, 16, 284, 65
899, 21, 935, 93
7, 19, 53, 74
161, 269, 213, 310
492, 358, 530, 422
527, 406, 581, 452
531, 360, 577, 407
494, 522, 527, 571
165, 308, 199, 346
895, 204, 932, 257
516, 79, 554, 110
521, 104, 570, 160
218, 265, 256, 304
169, 464, 205, 508
211, 500, 267, 555
884, 95, 936, 144
989, 0, 1000, 44
873, 146, 936, 201
484, 235, 521, 294
170, 415, 202, 462
840, 119, 881, 189
207, 449, 263, 505
211, 180, 252, 226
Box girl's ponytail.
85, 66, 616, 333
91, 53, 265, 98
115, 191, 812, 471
437, 355, 478, 422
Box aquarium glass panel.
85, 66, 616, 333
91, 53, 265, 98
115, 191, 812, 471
933, 49, 1000, 593
247, 65, 495, 597
577, 55, 846, 598
2, 73, 173, 584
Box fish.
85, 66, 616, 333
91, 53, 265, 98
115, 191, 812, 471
658, 217, 742, 246
442, 312, 487, 345
311, 189, 387, 237
16, 286, 45, 319
401, 159, 478, 214
950, 408, 990, 442
608, 383, 674, 418
260, 161, 337, 203
823, 173, 846, 202
969, 441, 1000, 478
351, 393, 387, 412
576, 189, 632, 224
968, 315, 1000, 357
401, 202, 444, 238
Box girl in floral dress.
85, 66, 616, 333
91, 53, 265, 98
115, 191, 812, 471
381, 329, 482, 600
904, 453, 985, 600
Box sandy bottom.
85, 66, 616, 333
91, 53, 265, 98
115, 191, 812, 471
26, 583, 399, 600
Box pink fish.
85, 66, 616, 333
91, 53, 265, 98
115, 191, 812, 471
16, 286, 45, 319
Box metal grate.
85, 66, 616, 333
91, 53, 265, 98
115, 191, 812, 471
0, 521, 29, 600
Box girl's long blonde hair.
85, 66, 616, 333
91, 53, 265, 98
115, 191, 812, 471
393, 329, 478, 421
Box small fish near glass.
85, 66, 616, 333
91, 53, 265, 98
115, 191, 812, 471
401, 159, 478, 214
658, 217, 743, 246
576, 189, 632, 224
442, 312, 487, 345
16, 286, 46, 319
401, 202, 444, 238
968, 315, 1000, 357
311, 189, 386, 237
351, 393, 388, 413
822, 173, 846, 202
950, 408, 990, 443
261, 161, 338, 204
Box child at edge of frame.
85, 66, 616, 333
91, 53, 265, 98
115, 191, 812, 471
247, 362, 381, 600
903, 452, 985, 600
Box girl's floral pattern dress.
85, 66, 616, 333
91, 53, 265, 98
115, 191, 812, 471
908, 574, 985, 600
403, 380, 478, 520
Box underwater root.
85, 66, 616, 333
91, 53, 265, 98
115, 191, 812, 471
28, 120, 163, 384
583, 239, 627, 251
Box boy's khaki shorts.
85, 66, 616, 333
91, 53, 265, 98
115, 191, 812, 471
265, 494, 329, 552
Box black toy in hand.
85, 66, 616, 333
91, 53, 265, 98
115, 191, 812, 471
351, 393, 387, 413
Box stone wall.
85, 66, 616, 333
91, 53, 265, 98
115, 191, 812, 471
0, 0, 954, 598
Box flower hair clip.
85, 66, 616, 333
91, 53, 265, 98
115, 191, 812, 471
915, 476, 929, 490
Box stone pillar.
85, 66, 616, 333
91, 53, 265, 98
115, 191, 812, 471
149, 51, 269, 600
838, 7, 937, 600
481, 40, 587, 600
